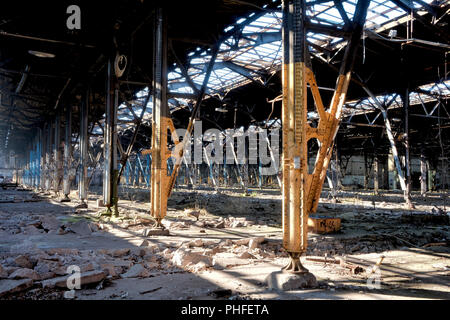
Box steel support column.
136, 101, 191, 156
63, 105, 72, 200
281, 0, 370, 272
103, 58, 119, 215
53, 111, 62, 194
40, 126, 46, 189
402, 88, 414, 208
45, 122, 52, 190
420, 149, 427, 196
150, 8, 169, 225
281, 0, 309, 272
79, 91, 89, 202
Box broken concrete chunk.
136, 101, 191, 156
130, 248, 146, 257
189, 239, 204, 247
171, 249, 212, 268
21, 225, 43, 235
0, 265, 9, 279
121, 264, 150, 278
248, 237, 265, 249
111, 248, 130, 258
213, 221, 225, 229
33, 261, 56, 280
80, 263, 95, 273
265, 271, 317, 290
8, 268, 40, 280
47, 248, 80, 256
0, 279, 33, 297
142, 228, 170, 236
100, 264, 119, 277
14, 255, 33, 269
212, 256, 252, 269
238, 252, 256, 259
39, 216, 61, 231
67, 220, 92, 235
41, 270, 106, 289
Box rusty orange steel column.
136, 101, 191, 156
150, 8, 169, 226
281, 0, 370, 272
281, 0, 309, 273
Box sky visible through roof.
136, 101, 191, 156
96, 0, 448, 134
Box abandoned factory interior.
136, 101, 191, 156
0, 0, 449, 302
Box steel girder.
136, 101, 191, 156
281, 0, 370, 272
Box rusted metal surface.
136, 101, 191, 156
308, 217, 341, 234
281, 0, 370, 272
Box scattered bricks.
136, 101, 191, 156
120, 264, 150, 278
8, 268, 40, 280
111, 248, 130, 258
14, 255, 33, 269
0, 279, 33, 298
142, 228, 170, 236
171, 249, 212, 268
41, 270, 106, 289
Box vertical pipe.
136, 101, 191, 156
54, 111, 62, 193
150, 7, 168, 224
403, 88, 414, 208
79, 91, 89, 202
45, 122, 52, 190
374, 153, 379, 194
40, 126, 45, 189
103, 57, 119, 214
282, 0, 309, 273
420, 149, 427, 196
63, 105, 72, 200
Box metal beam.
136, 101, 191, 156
79, 90, 89, 202
103, 57, 119, 215
150, 8, 169, 225
63, 105, 72, 200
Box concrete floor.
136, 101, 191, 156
0, 185, 449, 300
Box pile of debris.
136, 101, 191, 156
0, 235, 284, 298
